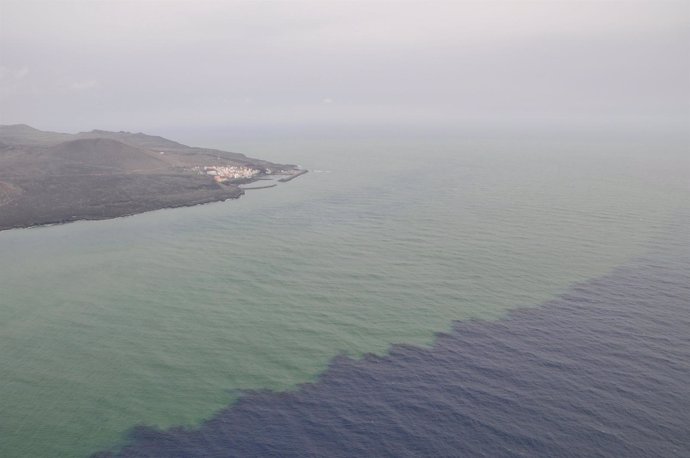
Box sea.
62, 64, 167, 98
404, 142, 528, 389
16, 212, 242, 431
1, 129, 688, 457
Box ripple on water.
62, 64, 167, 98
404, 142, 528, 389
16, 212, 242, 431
0, 138, 687, 457
99, 215, 690, 457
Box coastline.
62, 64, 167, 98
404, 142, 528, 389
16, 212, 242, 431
0, 169, 308, 233
0, 125, 308, 233
0, 187, 243, 233
240, 184, 278, 190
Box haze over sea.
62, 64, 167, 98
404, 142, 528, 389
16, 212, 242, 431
0, 129, 688, 457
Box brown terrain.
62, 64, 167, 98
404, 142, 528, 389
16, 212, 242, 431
0, 125, 302, 231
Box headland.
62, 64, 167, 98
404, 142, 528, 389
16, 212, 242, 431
0, 125, 306, 231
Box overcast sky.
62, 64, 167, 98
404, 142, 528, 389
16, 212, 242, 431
1, 0, 688, 134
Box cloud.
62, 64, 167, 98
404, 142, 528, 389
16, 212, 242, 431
70, 80, 98, 91
0, 1, 688, 132
0, 66, 30, 102
0, 65, 29, 81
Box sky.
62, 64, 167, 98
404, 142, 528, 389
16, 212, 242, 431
0, 0, 688, 134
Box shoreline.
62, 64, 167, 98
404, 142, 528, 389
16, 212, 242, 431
0, 169, 309, 233
240, 184, 278, 190
0, 125, 308, 234
0, 189, 244, 233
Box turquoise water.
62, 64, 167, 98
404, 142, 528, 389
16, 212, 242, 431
0, 133, 687, 457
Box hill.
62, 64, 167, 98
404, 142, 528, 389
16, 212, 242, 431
0, 124, 73, 146
47, 138, 168, 173
0, 125, 302, 231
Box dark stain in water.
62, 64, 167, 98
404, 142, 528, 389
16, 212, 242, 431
96, 222, 690, 457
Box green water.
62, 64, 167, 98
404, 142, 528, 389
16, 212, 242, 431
0, 134, 686, 457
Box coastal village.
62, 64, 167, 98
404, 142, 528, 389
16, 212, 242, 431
193, 165, 263, 184
193, 164, 307, 185
207, 165, 260, 183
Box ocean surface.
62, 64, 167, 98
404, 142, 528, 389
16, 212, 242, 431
0, 131, 688, 457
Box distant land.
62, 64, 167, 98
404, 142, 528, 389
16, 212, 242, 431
0, 124, 305, 231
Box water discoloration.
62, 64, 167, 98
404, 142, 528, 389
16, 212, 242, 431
97, 217, 690, 458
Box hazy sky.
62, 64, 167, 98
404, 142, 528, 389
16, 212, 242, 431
1, 0, 688, 133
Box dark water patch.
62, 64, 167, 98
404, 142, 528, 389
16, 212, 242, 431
96, 223, 690, 458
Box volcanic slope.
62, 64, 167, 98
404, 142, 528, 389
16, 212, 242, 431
0, 125, 297, 230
